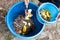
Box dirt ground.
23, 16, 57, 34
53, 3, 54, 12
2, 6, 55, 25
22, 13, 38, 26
0, 0, 60, 40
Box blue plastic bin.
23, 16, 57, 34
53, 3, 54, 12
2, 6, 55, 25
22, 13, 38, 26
37, 2, 59, 24
5, 2, 45, 39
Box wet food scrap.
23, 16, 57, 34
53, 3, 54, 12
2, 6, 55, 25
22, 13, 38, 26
40, 9, 52, 21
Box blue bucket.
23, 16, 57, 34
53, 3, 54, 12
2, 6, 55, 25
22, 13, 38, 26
37, 2, 59, 24
5, 2, 45, 39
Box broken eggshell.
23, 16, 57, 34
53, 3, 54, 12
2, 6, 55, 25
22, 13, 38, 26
36, 2, 59, 24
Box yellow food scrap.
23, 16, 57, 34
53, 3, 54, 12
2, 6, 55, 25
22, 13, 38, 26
23, 25, 27, 33
18, 30, 22, 34
40, 9, 52, 21
28, 22, 31, 26
44, 15, 47, 20
46, 11, 52, 18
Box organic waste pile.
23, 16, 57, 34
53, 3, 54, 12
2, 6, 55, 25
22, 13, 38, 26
14, 9, 35, 35
40, 9, 52, 21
